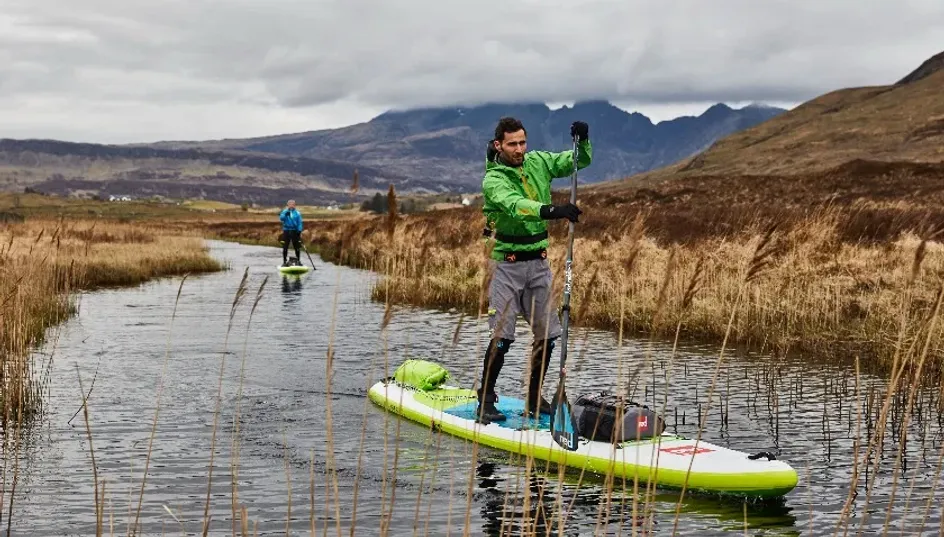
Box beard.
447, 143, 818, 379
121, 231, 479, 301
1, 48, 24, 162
498, 149, 524, 166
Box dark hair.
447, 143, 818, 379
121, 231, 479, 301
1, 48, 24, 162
494, 117, 526, 141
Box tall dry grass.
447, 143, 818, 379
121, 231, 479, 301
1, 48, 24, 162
0, 218, 223, 427
300, 202, 944, 377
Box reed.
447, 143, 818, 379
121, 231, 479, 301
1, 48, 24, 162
298, 202, 944, 377
0, 218, 224, 428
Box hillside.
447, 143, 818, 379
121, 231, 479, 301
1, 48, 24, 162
0, 138, 436, 205
144, 100, 785, 189
608, 51, 944, 187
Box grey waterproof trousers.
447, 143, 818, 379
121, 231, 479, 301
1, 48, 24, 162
487, 257, 563, 341
478, 256, 562, 407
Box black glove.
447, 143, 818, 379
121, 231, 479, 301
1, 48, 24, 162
570, 121, 588, 142
539, 203, 582, 223
486, 139, 498, 161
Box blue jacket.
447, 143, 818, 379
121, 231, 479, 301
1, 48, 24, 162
279, 207, 303, 231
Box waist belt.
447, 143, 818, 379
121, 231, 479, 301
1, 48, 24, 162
494, 230, 548, 244
500, 248, 547, 263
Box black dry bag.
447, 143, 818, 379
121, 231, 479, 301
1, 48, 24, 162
571, 392, 665, 443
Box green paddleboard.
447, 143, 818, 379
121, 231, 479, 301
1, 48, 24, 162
370, 359, 798, 498
278, 265, 310, 274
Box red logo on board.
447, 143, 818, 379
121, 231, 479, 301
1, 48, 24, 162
660, 445, 714, 456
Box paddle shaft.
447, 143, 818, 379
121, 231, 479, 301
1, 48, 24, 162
301, 240, 317, 270
548, 134, 581, 451
558, 135, 579, 379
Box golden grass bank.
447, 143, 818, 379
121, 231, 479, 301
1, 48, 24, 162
0, 218, 223, 426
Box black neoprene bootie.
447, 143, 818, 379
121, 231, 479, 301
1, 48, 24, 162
475, 390, 507, 423
525, 338, 555, 416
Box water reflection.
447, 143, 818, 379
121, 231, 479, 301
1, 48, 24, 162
471, 454, 801, 536
475, 461, 564, 537
280, 273, 303, 298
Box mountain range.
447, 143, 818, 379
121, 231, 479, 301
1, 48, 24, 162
149, 100, 785, 186
0, 100, 785, 206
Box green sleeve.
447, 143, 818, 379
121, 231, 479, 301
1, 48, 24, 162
537, 139, 593, 179
483, 173, 545, 221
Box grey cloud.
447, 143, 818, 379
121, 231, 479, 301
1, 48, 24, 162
1, 0, 943, 141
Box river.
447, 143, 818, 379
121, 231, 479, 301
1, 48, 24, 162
6, 240, 944, 536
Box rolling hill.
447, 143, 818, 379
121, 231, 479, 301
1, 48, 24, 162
605, 50, 944, 188
559, 50, 944, 250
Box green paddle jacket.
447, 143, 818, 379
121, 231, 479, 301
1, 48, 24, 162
482, 139, 592, 261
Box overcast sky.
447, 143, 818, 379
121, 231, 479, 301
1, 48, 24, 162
2, 0, 941, 144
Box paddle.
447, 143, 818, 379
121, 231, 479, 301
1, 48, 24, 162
549, 133, 581, 452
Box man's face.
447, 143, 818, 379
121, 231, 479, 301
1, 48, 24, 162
494, 129, 526, 166
288, 201, 296, 209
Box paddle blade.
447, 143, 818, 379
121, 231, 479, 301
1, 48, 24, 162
550, 384, 579, 451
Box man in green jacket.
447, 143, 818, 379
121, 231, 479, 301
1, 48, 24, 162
476, 116, 591, 423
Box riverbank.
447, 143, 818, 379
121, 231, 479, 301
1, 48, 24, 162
0, 217, 224, 425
